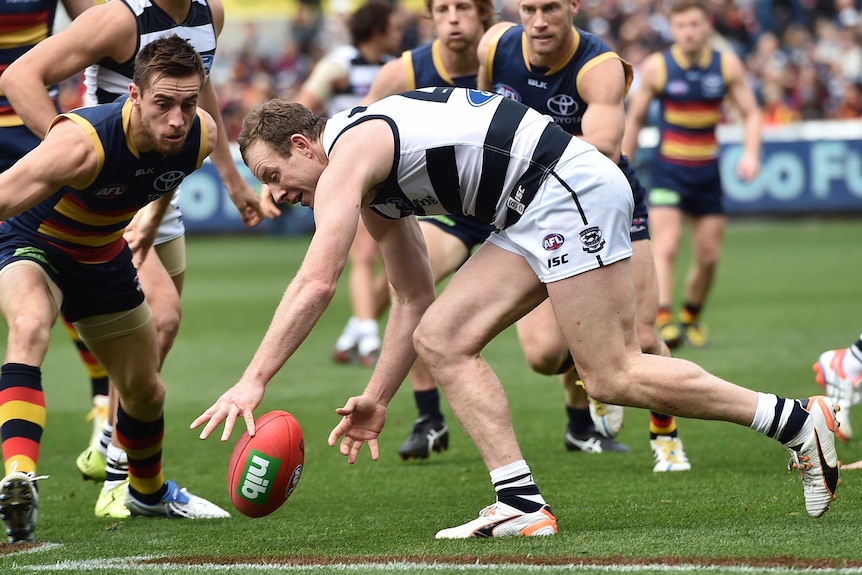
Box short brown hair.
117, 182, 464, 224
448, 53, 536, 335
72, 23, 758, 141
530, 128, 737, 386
349, 1, 395, 46
238, 100, 326, 162
133, 35, 206, 93
424, 0, 498, 31
669, 0, 709, 16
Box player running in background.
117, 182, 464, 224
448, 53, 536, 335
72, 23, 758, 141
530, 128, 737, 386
0, 0, 274, 518
0, 36, 230, 544
815, 334, 862, 443
479, 0, 687, 468
193, 89, 840, 538
623, 0, 761, 350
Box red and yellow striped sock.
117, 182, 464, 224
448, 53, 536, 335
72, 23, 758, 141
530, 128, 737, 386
116, 403, 166, 503
650, 412, 677, 439
0, 364, 45, 475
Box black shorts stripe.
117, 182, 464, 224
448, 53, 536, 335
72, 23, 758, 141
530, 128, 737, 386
426, 146, 464, 215
475, 98, 527, 223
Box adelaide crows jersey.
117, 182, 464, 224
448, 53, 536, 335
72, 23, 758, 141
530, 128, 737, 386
2, 96, 207, 263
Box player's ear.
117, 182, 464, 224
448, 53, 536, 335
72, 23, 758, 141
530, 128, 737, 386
129, 82, 141, 105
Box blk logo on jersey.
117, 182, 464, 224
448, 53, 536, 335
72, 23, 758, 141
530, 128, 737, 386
579, 226, 605, 254
542, 233, 565, 251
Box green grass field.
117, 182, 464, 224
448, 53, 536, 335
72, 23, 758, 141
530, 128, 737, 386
0, 217, 860, 574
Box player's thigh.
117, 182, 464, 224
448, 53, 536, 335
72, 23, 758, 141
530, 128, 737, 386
77, 304, 160, 394
416, 241, 546, 358
350, 217, 380, 265
138, 246, 181, 325
154, 235, 186, 296
546, 258, 640, 384
647, 206, 684, 250
419, 223, 470, 284
631, 239, 659, 324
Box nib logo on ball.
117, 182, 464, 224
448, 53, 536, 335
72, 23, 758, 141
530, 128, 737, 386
239, 450, 280, 504
228, 410, 305, 517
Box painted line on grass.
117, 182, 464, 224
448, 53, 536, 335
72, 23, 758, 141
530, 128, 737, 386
13, 557, 862, 574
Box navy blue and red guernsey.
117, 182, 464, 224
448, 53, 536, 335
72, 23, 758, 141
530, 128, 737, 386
484, 24, 650, 240
0, 0, 59, 128
404, 40, 477, 90
1, 96, 207, 264
654, 45, 728, 167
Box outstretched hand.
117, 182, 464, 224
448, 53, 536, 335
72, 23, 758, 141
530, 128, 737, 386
190, 380, 266, 442
327, 395, 387, 464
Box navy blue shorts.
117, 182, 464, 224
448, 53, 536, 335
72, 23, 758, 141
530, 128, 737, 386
418, 214, 496, 252
619, 156, 650, 243
0, 125, 41, 172
0, 226, 144, 323
649, 160, 724, 216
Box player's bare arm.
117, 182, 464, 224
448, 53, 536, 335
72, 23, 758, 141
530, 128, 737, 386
192, 119, 393, 442
476, 22, 512, 91
723, 52, 762, 182
621, 52, 662, 162
360, 57, 410, 105
61, 0, 97, 20
0, 1, 138, 138
578, 57, 630, 162
328, 208, 435, 463
0, 119, 98, 219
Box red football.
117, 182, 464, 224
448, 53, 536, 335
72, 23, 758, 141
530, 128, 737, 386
227, 410, 304, 518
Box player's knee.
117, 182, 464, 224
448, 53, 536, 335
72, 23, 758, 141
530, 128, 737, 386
116, 374, 165, 413
153, 308, 181, 358
8, 313, 53, 352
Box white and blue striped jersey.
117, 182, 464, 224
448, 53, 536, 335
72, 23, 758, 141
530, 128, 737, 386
84, 0, 216, 105
322, 87, 594, 230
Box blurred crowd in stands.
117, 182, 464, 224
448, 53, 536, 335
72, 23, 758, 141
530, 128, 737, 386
203, 0, 862, 140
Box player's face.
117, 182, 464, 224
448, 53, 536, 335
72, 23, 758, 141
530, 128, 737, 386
135, 73, 201, 156
431, 0, 484, 53
382, 14, 406, 55
669, 8, 711, 53
245, 139, 323, 209
519, 0, 578, 58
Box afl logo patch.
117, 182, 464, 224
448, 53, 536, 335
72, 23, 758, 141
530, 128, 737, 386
579, 226, 605, 254
154, 171, 186, 192
493, 84, 521, 102
542, 233, 565, 251
93, 184, 126, 198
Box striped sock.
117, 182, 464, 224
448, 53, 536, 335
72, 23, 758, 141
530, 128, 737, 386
490, 459, 547, 513
116, 403, 166, 504
750, 393, 812, 450
649, 412, 677, 439
0, 364, 45, 475
98, 422, 113, 457
104, 443, 129, 491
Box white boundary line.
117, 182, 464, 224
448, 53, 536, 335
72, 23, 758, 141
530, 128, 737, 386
9, 557, 862, 574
